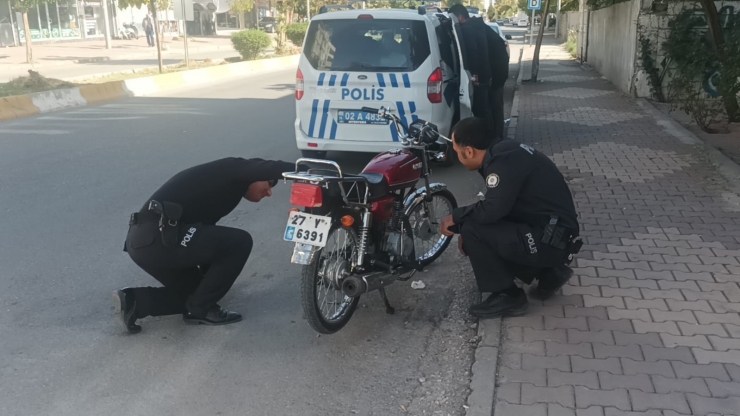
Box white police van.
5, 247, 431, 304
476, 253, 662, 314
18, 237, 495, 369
294, 6, 472, 158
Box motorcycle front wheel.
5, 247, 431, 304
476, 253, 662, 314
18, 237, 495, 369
301, 224, 360, 334
406, 189, 458, 267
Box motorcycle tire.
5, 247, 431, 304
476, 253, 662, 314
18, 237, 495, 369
406, 189, 457, 267
301, 224, 360, 334
300, 150, 327, 159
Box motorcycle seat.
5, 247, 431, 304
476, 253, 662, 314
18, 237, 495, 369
359, 172, 388, 198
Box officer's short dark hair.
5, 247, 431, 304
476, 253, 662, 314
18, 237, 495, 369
448, 4, 470, 19
452, 117, 492, 150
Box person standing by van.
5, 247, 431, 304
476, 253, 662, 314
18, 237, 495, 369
449, 4, 494, 135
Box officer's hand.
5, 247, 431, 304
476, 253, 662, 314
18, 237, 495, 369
440, 215, 455, 237
458, 235, 466, 256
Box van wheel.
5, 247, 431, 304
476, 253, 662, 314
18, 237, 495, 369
301, 150, 328, 159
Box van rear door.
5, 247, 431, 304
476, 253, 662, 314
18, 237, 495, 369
447, 13, 473, 120
298, 15, 435, 143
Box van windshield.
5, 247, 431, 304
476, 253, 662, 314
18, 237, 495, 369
303, 19, 431, 72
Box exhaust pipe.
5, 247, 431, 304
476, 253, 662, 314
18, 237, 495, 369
341, 272, 395, 297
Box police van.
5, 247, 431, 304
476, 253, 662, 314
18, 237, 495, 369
294, 6, 473, 159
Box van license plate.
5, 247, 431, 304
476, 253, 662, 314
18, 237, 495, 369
284, 212, 332, 248
337, 110, 389, 125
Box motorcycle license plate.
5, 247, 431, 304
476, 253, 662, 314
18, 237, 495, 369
284, 212, 332, 248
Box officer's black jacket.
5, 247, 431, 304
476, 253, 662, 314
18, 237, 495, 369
482, 22, 510, 88
141, 158, 294, 225
452, 139, 579, 231
460, 17, 491, 85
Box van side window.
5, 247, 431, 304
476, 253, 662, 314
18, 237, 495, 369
303, 19, 431, 72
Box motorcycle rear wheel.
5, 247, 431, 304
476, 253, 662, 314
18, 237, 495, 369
406, 189, 457, 267
301, 224, 360, 334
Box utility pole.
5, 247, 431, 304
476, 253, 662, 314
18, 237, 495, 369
555, 0, 561, 38
529, 8, 535, 45
306, 0, 310, 19
102, 0, 112, 49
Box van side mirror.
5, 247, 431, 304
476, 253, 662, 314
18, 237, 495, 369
505, 35, 512, 40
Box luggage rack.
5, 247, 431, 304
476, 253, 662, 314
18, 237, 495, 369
282, 158, 372, 207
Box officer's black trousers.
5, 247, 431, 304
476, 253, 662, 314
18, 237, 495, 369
472, 85, 495, 136
125, 222, 253, 318
489, 85, 505, 140
460, 220, 568, 293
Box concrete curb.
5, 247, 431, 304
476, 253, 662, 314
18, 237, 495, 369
0, 54, 299, 122
464, 49, 525, 416
506, 48, 525, 141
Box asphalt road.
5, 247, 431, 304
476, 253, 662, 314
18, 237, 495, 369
0, 41, 522, 416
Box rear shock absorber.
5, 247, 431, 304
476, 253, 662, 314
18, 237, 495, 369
354, 210, 372, 269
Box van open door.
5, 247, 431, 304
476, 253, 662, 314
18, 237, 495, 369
448, 13, 473, 120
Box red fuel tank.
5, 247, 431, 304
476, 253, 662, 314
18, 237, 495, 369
361, 150, 422, 190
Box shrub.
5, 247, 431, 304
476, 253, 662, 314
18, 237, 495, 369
286, 22, 309, 47
231, 30, 272, 61
565, 30, 577, 58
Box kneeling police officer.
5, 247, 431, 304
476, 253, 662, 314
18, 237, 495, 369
114, 157, 294, 334
440, 118, 582, 319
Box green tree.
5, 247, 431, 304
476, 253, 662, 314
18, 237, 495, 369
229, 0, 255, 29
12, 0, 49, 63
494, 0, 517, 18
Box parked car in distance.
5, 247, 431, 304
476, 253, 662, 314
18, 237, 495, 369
259, 17, 276, 33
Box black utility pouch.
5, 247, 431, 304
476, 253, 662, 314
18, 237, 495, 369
148, 200, 184, 247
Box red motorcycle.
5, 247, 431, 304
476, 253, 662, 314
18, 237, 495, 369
282, 107, 458, 334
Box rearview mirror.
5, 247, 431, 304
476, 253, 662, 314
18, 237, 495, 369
505, 34, 512, 40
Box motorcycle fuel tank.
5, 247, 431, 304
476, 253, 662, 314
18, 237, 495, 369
361, 150, 422, 190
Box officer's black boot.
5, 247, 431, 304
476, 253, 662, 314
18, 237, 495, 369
183, 305, 242, 326
112, 288, 142, 334
469, 287, 528, 319
531, 264, 574, 300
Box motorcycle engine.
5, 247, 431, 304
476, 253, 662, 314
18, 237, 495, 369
385, 231, 414, 260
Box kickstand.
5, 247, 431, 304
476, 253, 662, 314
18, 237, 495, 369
378, 287, 395, 315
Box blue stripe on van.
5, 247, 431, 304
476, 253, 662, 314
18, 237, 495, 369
340, 73, 349, 87
409, 101, 419, 122
396, 101, 408, 132
377, 73, 386, 87
330, 120, 338, 140
328, 74, 337, 87
402, 74, 411, 88
390, 123, 399, 142
317, 73, 326, 86
318, 100, 331, 139
308, 99, 319, 138
389, 74, 398, 88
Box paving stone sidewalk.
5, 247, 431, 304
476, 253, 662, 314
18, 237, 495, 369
474, 44, 740, 416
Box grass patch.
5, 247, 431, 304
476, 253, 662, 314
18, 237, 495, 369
565, 30, 577, 58
0, 71, 76, 98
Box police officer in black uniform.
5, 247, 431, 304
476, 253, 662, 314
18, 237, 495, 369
449, 4, 493, 132
439, 118, 582, 318
113, 157, 295, 334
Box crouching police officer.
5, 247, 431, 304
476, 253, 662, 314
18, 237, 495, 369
440, 118, 582, 319
113, 157, 295, 334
